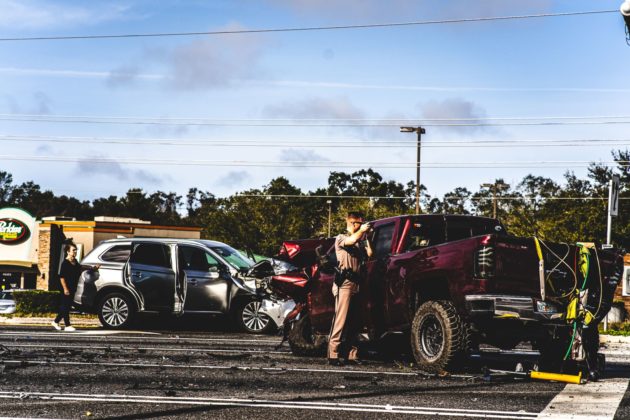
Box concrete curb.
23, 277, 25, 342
600, 334, 630, 344
0, 316, 101, 328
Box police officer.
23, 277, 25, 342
327, 211, 372, 366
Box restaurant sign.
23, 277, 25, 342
0, 208, 37, 267
0, 218, 30, 244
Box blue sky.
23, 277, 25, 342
1, 0, 629, 204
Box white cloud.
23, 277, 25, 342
0, 1, 132, 30
278, 148, 330, 163
4, 91, 52, 114
262, 96, 365, 120
216, 170, 252, 188
267, 0, 553, 20
104, 22, 269, 90
76, 155, 163, 185
419, 97, 493, 135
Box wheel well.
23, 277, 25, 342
230, 294, 255, 314
95, 287, 138, 312
409, 277, 451, 314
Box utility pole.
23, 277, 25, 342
481, 181, 509, 219
400, 126, 426, 214
606, 174, 620, 246
326, 199, 332, 237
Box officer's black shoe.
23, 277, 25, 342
328, 358, 344, 367
588, 369, 600, 382
346, 359, 366, 366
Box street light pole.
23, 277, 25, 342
400, 126, 426, 214
327, 200, 332, 237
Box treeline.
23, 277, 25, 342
1, 149, 628, 255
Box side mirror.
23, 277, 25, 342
209, 266, 220, 279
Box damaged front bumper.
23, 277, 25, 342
465, 294, 565, 322
259, 298, 296, 328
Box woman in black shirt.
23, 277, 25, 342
52, 243, 82, 331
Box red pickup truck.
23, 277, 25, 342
269, 214, 625, 374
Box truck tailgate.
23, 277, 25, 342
492, 236, 577, 299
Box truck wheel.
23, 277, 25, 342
234, 299, 274, 334
410, 300, 468, 373
97, 292, 136, 329
288, 315, 327, 356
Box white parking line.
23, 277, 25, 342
0, 391, 539, 419
0, 359, 421, 377
0, 343, 289, 354
537, 378, 629, 419
0, 331, 279, 343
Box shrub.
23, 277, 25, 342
600, 322, 630, 336
13, 290, 60, 315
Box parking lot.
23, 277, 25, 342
1, 318, 629, 420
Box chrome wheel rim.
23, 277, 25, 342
102, 297, 129, 327
242, 301, 269, 332
420, 314, 444, 359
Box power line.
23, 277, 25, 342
7, 187, 627, 202
0, 10, 616, 42
1, 134, 629, 148
4, 113, 630, 122
3, 116, 630, 127
2, 154, 628, 169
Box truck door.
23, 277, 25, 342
364, 221, 397, 338
178, 245, 230, 313
309, 245, 337, 332
127, 242, 182, 312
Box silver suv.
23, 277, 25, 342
74, 238, 274, 332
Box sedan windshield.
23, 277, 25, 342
211, 246, 255, 271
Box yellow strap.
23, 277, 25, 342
584, 310, 594, 326
566, 296, 578, 322
534, 237, 543, 261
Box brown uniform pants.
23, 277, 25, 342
327, 280, 360, 360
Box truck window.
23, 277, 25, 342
445, 217, 507, 242
446, 219, 472, 242
470, 219, 507, 236
372, 223, 396, 258
130, 243, 172, 268
403, 222, 445, 252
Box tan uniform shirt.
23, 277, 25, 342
333, 234, 365, 296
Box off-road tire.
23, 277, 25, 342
233, 299, 274, 334
288, 315, 327, 356
410, 300, 469, 373
97, 292, 136, 329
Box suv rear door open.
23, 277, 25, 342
127, 242, 185, 314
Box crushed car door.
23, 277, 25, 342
178, 245, 229, 313
127, 242, 181, 312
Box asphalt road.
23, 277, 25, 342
0, 317, 628, 419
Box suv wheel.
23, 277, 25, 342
235, 299, 274, 334
98, 292, 135, 329
410, 300, 468, 373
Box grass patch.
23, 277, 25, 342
600, 322, 630, 336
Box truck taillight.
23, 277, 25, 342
283, 243, 301, 258
474, 245, 495, 278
